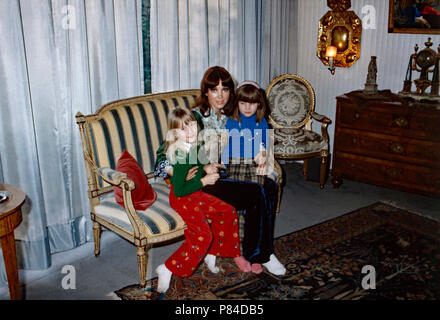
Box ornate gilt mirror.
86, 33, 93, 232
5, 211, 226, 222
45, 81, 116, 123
317, 0, 362, 73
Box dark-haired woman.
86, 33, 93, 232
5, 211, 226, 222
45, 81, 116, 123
154, 66, 286, 280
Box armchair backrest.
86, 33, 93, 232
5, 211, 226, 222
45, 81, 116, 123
76, 90, 200, 195
266, 74, 315, 130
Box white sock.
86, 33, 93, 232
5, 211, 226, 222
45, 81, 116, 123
262, 254, 286, 276
204, 254, 220, 274
155, 264, 172, 293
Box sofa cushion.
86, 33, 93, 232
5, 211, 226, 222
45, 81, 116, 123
114, 150, 157, 210
97, 179, 185, 237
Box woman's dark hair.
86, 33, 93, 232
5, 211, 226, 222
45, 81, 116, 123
191, 66, 236, 117
230, 84, 269, 122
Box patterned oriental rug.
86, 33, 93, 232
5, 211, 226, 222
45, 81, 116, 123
114, 202, 440, 300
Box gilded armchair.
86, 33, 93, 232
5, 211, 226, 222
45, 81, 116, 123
266, 74, 332, 188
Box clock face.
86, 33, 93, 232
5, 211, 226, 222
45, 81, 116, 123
416, 49, 436, 69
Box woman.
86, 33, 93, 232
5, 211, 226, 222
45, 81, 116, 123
155, 66, 286, 276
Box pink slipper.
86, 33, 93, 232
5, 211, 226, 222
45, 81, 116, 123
251, 263, 263, 274
234, 256, 251, 272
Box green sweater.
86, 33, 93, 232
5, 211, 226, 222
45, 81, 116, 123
169, 145, 207, 197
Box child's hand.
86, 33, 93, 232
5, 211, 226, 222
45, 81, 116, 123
201, 173, 220, 186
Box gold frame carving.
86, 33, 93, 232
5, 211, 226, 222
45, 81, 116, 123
327, 0, 351, 11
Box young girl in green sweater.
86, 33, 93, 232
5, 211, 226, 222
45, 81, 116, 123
155, 107, 244, 293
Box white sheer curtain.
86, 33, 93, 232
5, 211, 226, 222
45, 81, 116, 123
0, 0, 143, 286
150, 0, 298, 92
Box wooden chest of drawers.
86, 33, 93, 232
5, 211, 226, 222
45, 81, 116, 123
331, 91, 440, 197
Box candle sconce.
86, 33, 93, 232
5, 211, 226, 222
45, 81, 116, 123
326, 45, 337, 75
317, 0, 362, 75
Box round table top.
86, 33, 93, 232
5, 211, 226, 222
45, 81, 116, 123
0, 184, 26, 219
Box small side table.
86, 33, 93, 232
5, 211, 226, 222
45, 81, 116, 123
0, 184, 25, 300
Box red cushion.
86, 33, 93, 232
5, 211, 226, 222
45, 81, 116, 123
114, 150, 157, 210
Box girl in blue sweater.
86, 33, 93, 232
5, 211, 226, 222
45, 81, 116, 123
221, 81, 285, 275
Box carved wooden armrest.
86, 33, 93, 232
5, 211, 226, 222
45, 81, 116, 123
97, 167, 134, 189
96, 167, 148, 238
310, 111, 331, 124
310, 111, 332, 141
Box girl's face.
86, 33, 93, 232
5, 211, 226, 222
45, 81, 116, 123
238, 101, 259, 118
175, 121, 198, 144
206, 80, 230, 113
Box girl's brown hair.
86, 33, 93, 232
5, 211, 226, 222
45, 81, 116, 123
165, 107, 196, 151
191, 66, 236, 117
230, 84, 268, 122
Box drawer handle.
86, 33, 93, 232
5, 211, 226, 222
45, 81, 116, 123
390, 143, 405, 154
386, 167, 401, 179
352, 138, 357, 144
354, 113, 360, 119
350, 163, 355, 168
393, 116, 408, 127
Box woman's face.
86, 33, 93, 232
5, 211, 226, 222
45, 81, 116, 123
238, 101, 259, 118
205, 80, 230, 113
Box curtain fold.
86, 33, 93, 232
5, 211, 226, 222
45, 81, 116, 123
0, 0, 144, 287
150, 0, 298, 91
142, 0, 151, 93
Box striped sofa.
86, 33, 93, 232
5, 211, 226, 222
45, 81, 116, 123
75, 89, 283, 288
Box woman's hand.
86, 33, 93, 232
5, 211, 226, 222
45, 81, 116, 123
201, 173, 220, 186
185, 166, 198, 181
203, 163, 220, 175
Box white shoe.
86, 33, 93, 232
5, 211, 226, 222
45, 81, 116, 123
204, 254, 220, 273
262, 254, 286, 276
156, 264, 172, 293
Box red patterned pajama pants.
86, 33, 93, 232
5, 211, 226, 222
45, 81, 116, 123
166, 187, 240, 278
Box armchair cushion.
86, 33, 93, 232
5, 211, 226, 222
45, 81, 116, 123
114, 150, 157, 210
274, 128, 328, 155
